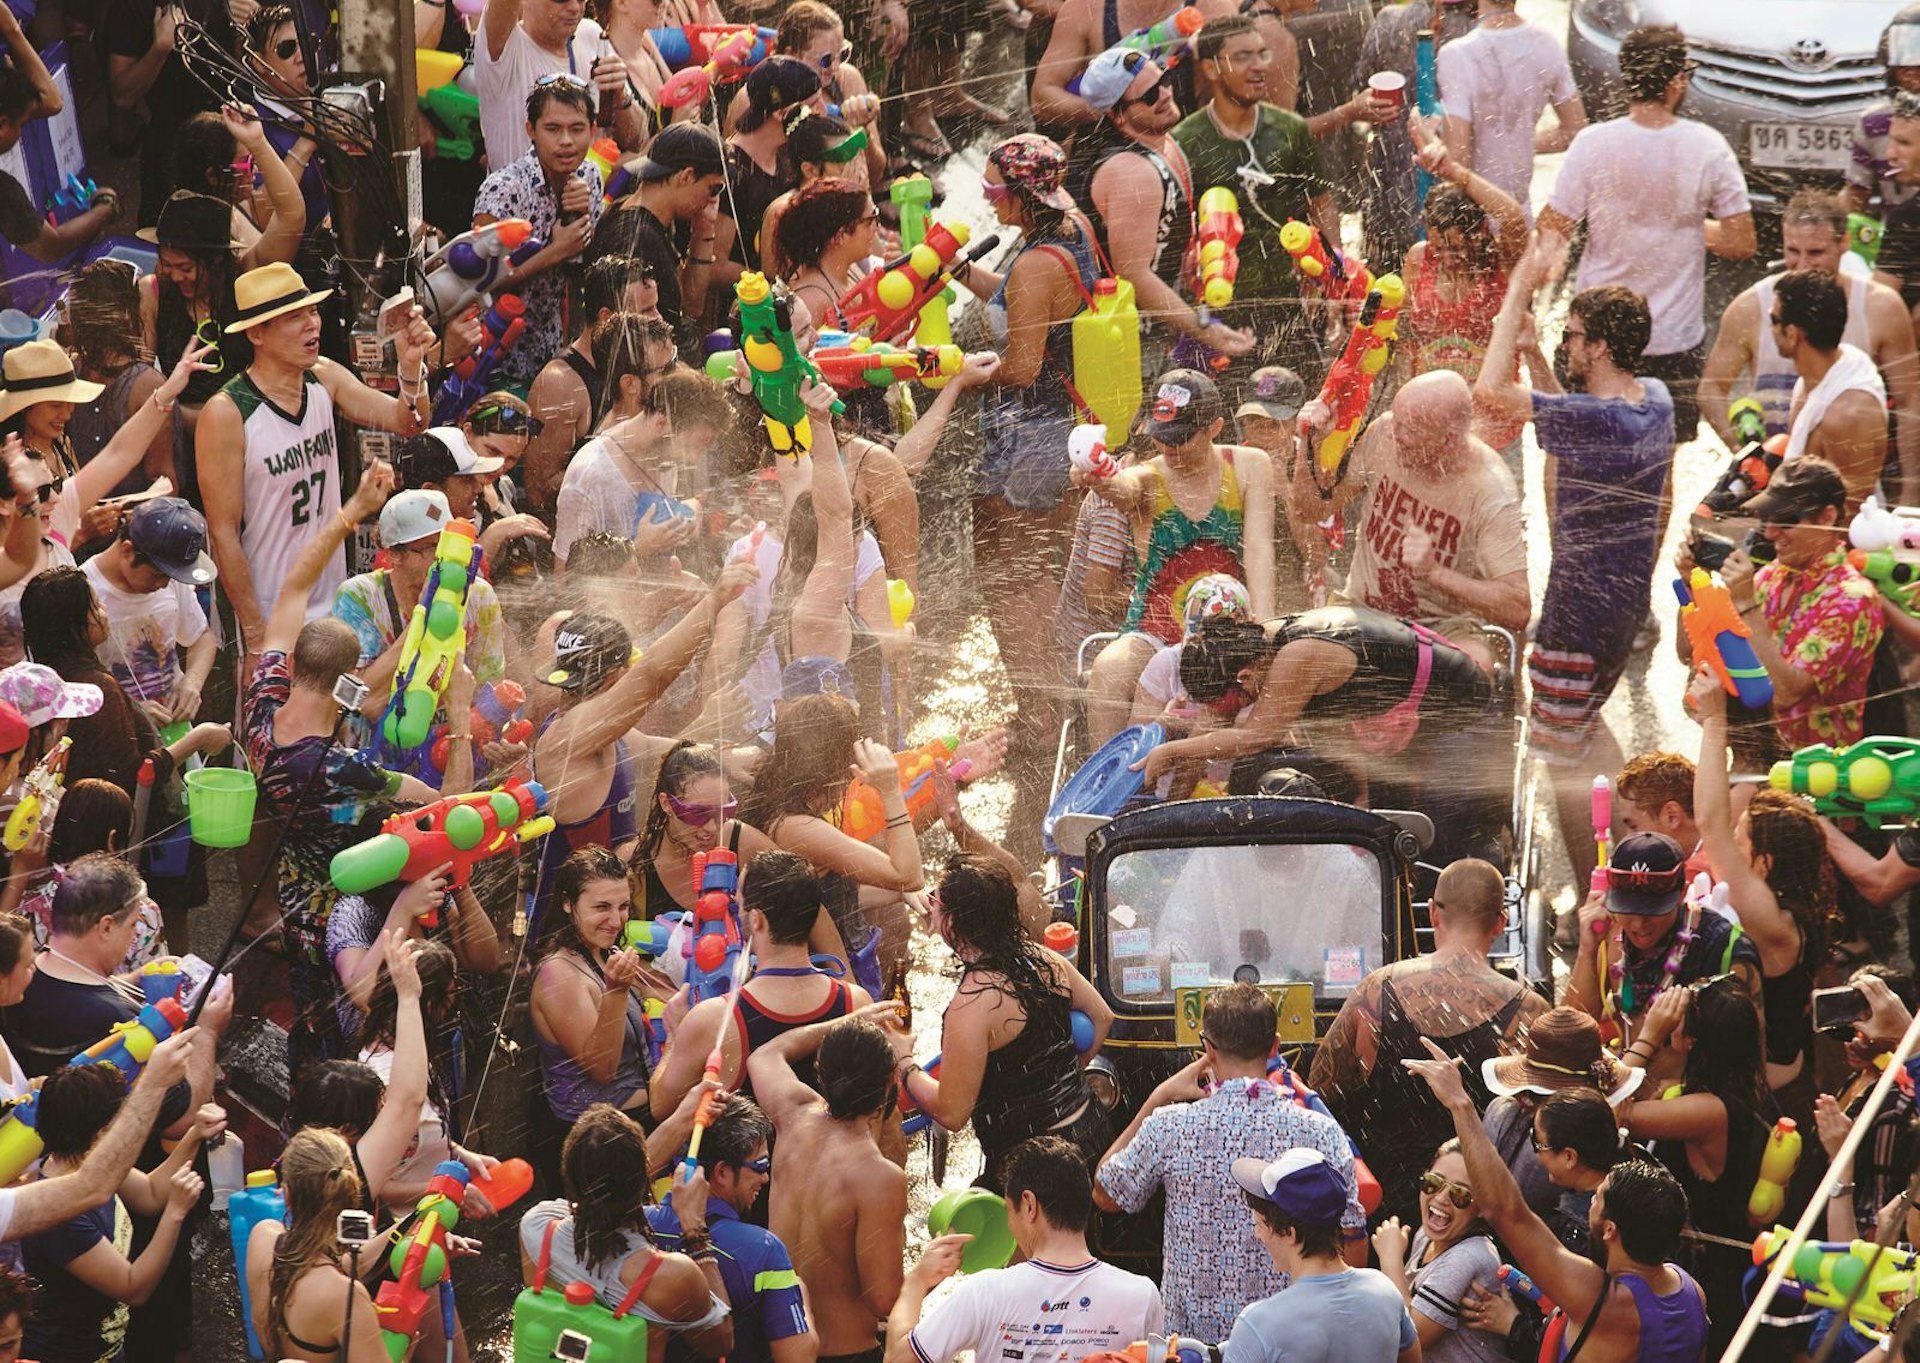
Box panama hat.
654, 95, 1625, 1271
0, 341, 104, 424
225, 262, 333, 334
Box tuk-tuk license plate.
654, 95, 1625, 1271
1175, 983, 1316, 1047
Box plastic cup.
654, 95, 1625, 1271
1368, 71, 1407, 111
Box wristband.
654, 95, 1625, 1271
690, 255, 717, 265
1829, 1182, 1857, 1199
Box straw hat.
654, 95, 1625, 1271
1482, 1006, 1645, 1108
225, 262, 333, 334
0, 341, 105, 424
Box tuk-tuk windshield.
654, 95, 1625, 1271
1103, 842, 1385, 1003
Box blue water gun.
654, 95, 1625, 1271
623, 913, 681, 1066
1413, 31, 1439, 214
1499, 1264, 1554, 1311
47, 173, 97, 225
432, 295, 526, 424
686, 849, 745, 1003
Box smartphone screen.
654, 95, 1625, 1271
1812, 985, 1870, 1035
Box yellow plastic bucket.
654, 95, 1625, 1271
185, 767, 257, 848
926, 1188, 1015, 1272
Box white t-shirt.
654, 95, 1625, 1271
552, 436, 689, 565
83, 559, 209, 709
0, 538, 76, 669
1548, 117, 1750, 355
907, 1258, 1164, 1363
475, 18, 608, 172
1436, 23, 1575, 218
727, 526, 884, 732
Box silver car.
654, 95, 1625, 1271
1566, 0, 1899, 209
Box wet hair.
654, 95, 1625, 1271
1599, 1158, 1689, 1263
939, 854, 1067, 1026
590, 311, 676, 421
0, 62, 37, 123
1680, 976, 1768, 1137
1535, 1089, 1626, 1173
291, 617, 362, 691
742, 849, 821, 946
1002, 1136, 1093, 1233
773, 181, 874, 275
787, 109, 855, 169
1568, 285, 1651, 371
22, 566, 105, 678
174, 112, 242, 200
644, 369, 733, 439
564, 531, 637, 579
582, 254, 650, 327
1179, 617, 1274, 703
288, 1059, 386, 1138
50, 853, 143, 938
816, 1016, 898, 1120
1781, 189, 1848, 241
1776, 269, 1849, 350
1617, 752, 1695, 821
527, 79, 596, 126
1618, 24, 1692, 104
1251, 766, 1328, 800
65, 259, 146, 374
1745, 788, 1838, 964
246, 3, 297, 53
48, 780, 132, 865
35, 1062, 127, 1159
560, 1106, 659, 1269
356, 939, 457, 1051
739, 692, 861, 834
640, 741, 728, 861
1422, 183, 1499, 271
0, 912, 31, 977
1201, 982, 1277, 1062
698, 1094, 774, 1175
268, 1129, 364, 1358
776, 0, 843, 52
1195, 12, 1255, 61
539, 845, 630, 961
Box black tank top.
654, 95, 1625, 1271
1761, 950, 1812, 1069
967, 962, 1094, 1166
155, 279, 233, 408
1273, 606, 1493, 731
562, 346, 604, 429
1064, 125, 1193, 296
731, 972, 853, 1104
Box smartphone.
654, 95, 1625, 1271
1813, 984, 1871, 1035
553, 1329, 593, 1362
336, 1209, 375, 1246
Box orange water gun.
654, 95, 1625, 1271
837, 736, 970, 842
1194, 187, 1241, 312
1310, 275, 1405, 493
1280, 219, 1376, 303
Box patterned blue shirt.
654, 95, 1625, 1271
1097, 1077, 1367, 1342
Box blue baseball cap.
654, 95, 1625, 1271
1232, 1149, 1348, 1227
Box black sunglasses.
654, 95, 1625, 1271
467, 402, 544, 439
1126, 72, 1172, 106
273, 37, 299, 60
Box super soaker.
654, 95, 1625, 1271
1072, 278, 1144, 435
1279, 220, 1376, 302
330, 778, 556, 896
1069, 423, 1119, 478
1309, 276, 1405, 492
1193, 187, 1242, 312
1064, 8, 1203, 94
889, 176, 963, 368
683, 848, 746, 1002
1850, 495, 1920, 554
1590, 775, 1611, 894
838, 737, 968, 843
735, 272, 831, 456
1752, 1225, 1919, 1333
1769, 735, 1920, 828
1695, 432, 1785, 518
834, 223, 1001, 345
380, 518, 481, 754
1674, 568, 1773, 709
374, 1161, 468, 1362
421, 220, 541, 327
649, 22, 773, 69
810, 337, 964, 391
659, 25, 760, 107
4, 735, 70, 853
0, 997, 187, 1187
1747, 1117, 1802, 1226
1852, 548, 1920, 619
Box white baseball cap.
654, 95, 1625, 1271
379, 489, 454, 549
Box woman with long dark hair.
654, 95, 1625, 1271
630, 741, 777, 917
774, 179, 882, 329
517, 1105, 733, 1362
165, 107, 307, 269
62, 262, 170, 504
760, 110, 871, 281
897, 853, 1112, 1189
137, 192, 241, 508
1691, 671, 1837, 1101
1373, 1138, 1504, 1362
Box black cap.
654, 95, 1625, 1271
1606, 832, 1688, 916
1741, 457, 1848, 523
1144, 368, 1225, 445
137, 190, 236, 251
744, 56, 821, 125
126, 497, 217, 586
633, 123, 725, 182
545, 612, 635, 691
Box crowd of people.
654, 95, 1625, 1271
1, 0, 1919, 1358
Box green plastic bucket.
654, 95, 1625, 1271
185, 767, 257, 848
926, 1188, 1015, 1273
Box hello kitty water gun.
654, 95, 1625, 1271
1069, 424, 1119, 478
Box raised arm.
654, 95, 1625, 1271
788, 384, 856, 655
482, 0, 522, 63
229, 109, 307, 268
262, 461, 393, 656
74, 338, 211, 514
317, 309, 434, 435
1691, 682, 1799, 961
355, 933, 432, 1203
1476, 246, 1548, 428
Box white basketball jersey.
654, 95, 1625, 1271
225, 370, 344, 620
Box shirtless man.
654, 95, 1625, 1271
748, 1009, 908, 1363
1030, 0, 1237, 127
1700, 190, 1920, 501
1763, 269, 1891, 512
1405, 1040, 1710, 1363
650, 850, 873, 1118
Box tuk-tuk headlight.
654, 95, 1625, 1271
1085, 1056, 1122, 1112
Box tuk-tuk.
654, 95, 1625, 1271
1052, 795, 1429, 1279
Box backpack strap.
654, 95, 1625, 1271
533, 1220, 560, 1293
612, 1248, 667, 1320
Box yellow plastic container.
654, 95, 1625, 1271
1072, 278, 1142, 437
416, 48, 465, 92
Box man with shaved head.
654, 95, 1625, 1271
1292, 367, 1530, 652
1477, 245, 1673, 888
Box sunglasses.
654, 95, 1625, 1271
665, 790, 738, 827
467, 403, 543, 438
1126, 72, 1172, 106
981, 180, 1012, 203
817, 40, 853, 68
1419, 1171, 1474, 1209
534, 71, 593, 90
1530, 1131, 1557, 1155
34, 476, 65, 506
734, 1156, 772, 1174
272, 37, 299, 59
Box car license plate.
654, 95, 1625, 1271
1174, 983, 1316, 1046
1750, 122, 1848, 171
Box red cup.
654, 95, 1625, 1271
1368, 70, 1407, 111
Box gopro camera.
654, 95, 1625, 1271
336, 1209, 375, 1246
553, 1329, 593, 1361
331, 673, 371, 713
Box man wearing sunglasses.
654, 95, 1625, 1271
650, 1096, 817, 1363
1067, 48, 1255, 365
1757, 270, 1891, 512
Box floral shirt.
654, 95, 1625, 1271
473, 150, 604, 383
1754, 550, 1886, 749
1094, 1076, 1366, 1342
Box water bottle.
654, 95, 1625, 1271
208, 1132, 245, 1211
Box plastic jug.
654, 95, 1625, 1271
513, 1279, 649, 1362
1071, 278, 1142, 436
1748, 1117, 1803, 1226
229, 1171, 286, 1359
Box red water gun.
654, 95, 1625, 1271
428, 680, 535, 773
812, 340, 964, 391
1279, 220, 1376, 303
1268, 1056, 1382, 1214
834, 224, 1001, 344
329, 778, 557, 899
1310, 275, 1406, 495
375, 1161, 468, 1361
1194, 187, 1241, 312
684, 848, 745, 1002
837, 737, 972, 842
659, 27, 758, 108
